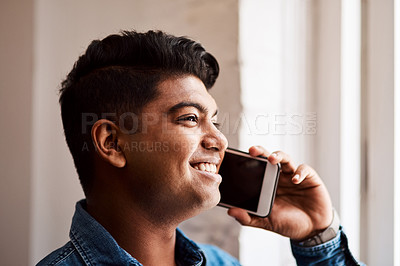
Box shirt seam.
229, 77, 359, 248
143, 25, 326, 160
70, 229, 92, 266
46, 243, 75, 266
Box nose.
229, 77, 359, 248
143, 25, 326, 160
201, 124, 228, 152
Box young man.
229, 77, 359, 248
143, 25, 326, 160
38, 30, 360, 265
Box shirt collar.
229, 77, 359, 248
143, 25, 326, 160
70, 199, 139, 265
175, 229, 205, 266
69, 199, 205, 265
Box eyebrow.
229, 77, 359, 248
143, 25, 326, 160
167, 101, 218, 116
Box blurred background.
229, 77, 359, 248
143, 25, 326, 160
1, 0, 399, 265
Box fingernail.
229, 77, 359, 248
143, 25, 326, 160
293, 174, 300, 181
270, 153, 277, 158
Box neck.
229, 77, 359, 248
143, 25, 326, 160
86, 196, 178, 266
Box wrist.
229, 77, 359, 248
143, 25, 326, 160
292, 208, 340, 247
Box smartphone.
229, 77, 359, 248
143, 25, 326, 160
218, 148, 280, 217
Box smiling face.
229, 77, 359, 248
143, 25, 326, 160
119, 75, 228, 221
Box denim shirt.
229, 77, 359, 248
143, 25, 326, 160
37, 200, 361, 266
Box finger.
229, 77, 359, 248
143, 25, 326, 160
228, 208, 273, 230
293, 164, 316, 184
268, 151, 296, 174
227, 208, 252, 225
249, 146, 270, 157
228, 208, 263, 227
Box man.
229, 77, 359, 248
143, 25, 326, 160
38, 30, 360, 265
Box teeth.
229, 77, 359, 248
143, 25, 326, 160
192, 162, 217, 174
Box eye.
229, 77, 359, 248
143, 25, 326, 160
176, 114, 198, 125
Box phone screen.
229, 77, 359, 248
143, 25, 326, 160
218, 151, 267, 212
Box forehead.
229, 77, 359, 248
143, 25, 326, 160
147, 75, 218, 112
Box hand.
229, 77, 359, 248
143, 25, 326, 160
227, 146, 333, 241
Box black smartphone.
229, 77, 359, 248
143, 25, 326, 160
218, 148, 280, 217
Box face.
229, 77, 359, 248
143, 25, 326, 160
119, 75, 228, 220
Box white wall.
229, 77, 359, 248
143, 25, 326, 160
237, 0, 366, 264
395, 1, 400, 264
0, 1, 33, 265
362, 0, 396, 264
340, 0, 361, 258
238, 0, 315, 264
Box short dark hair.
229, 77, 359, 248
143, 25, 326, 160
59, 30, 219, 194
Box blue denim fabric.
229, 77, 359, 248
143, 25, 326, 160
37, 199, 360, 265
290, 227, 363, 266
36, 200, 239, 266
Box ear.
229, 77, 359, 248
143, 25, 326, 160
91, 119, 126, 168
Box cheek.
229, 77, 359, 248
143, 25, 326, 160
161, 131, 200, 157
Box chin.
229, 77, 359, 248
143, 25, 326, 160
178, 192, 220, 222
200, 189, 221, 210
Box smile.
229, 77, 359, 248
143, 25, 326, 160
191, 162, 217, 174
